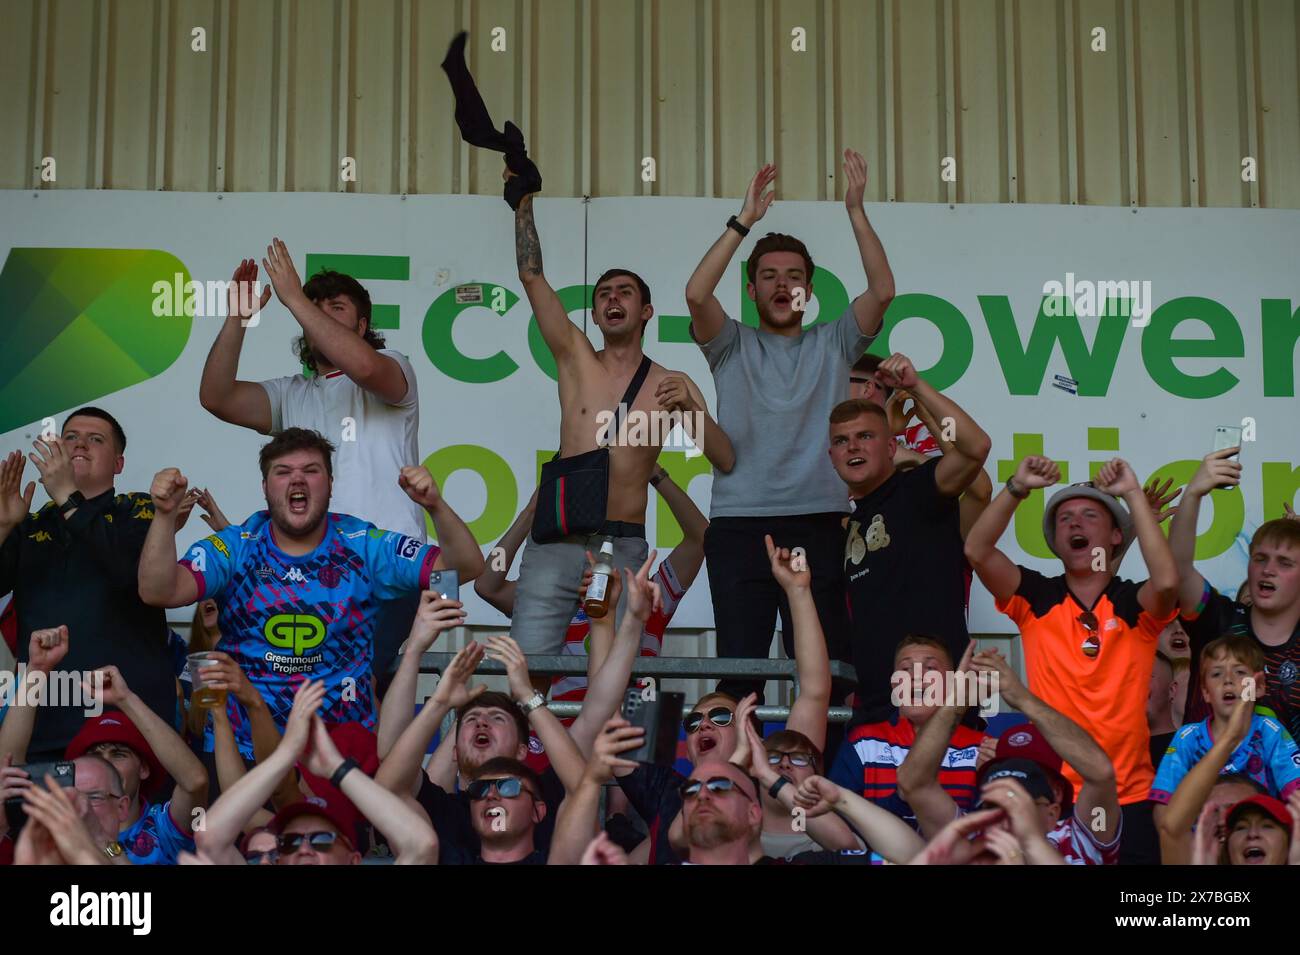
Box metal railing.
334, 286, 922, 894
415, 651, 859, 723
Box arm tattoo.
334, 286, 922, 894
515, 199, 543, 277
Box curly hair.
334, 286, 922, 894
294, 270, 386, 374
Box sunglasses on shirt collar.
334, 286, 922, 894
1078, 610, 1101, 658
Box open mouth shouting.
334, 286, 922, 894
1067, 533, 1090, 552
604, 304, 627, 325
1240, 844, 1269, 863
287, 487, 310, 515
695, 731, 718, 755
771, 291, 792, 310
1255, 580, 1277, 600
472, 730, 493, 750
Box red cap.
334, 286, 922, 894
65, 710, 166, 798
269, 792, 362, 850
1226, 794, 1294, 830
977, 722, 1074, 815
296, 722, 380, 814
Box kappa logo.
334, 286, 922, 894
29, 530, 52, 543
282, 566, 308, 584
264, 614, 326, 655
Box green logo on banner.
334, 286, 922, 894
0, 248, 192, 432
264, 614, 327, 655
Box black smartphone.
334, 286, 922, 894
427, 569, 460, 601
3, 760, 76, 833
620, 688, 685, 766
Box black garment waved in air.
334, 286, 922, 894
441, 31, 542, 209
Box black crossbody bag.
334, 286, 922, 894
531, 356, 652, 544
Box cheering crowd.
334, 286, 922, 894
1, 153, 1298, 868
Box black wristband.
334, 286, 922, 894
649, 471, 664, 488
726, 215, 750, 237
768, 777, 789, 799
1006, 477, 1029, 500
329, 757, 359, 789
59, 491, 86, 515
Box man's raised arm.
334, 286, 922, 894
138, 469, 200, 608
875, 354, 991, 498
685, 164, 775, 344
95, 666, 209, 833
198, 260, 274, 432
261, 240, 409, 403
768, 536, 831, 755
514, 190, 585, 363
1169, 449, 1241, 611
842, 149, 895, 337
195, 680, 325, 864
1094, 458, 1179, 617
972, 649, 1120, 844
965, 456, 1063, 604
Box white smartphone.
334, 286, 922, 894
1213, 426, 1242, 490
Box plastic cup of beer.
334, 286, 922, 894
188, 652, 227, 710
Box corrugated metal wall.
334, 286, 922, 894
3, 0, 1297, 206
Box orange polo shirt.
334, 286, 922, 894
997, 568, 1176, 805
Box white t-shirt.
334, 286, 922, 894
260, 348, 425, 540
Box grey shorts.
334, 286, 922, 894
510, 531, 650, 654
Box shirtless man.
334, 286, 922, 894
505, 168, 732, 661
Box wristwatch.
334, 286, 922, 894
649, 470, 665, 488
59, 491, 86, 515
726, 215, 751, 237
1006, 476, 1029, 500
329, 757, 360, 789
518, 692, 546, 715
768, 777, 790, 799
103, 841, 125, 860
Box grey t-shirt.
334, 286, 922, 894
697, 309, 872, 518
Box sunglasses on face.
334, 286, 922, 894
683, 707, 734, 734
680, 776, 754, 802
277, 831, 341, 854
466, 776, 534, 801
245, 850, 279, 864
767, 752, 814, 768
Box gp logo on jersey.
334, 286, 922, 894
264, 614, 326, 655
393, 535, 421, 561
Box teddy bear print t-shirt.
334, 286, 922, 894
845, 458, 969, 719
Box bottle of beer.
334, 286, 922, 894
584, 538, 616, 619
